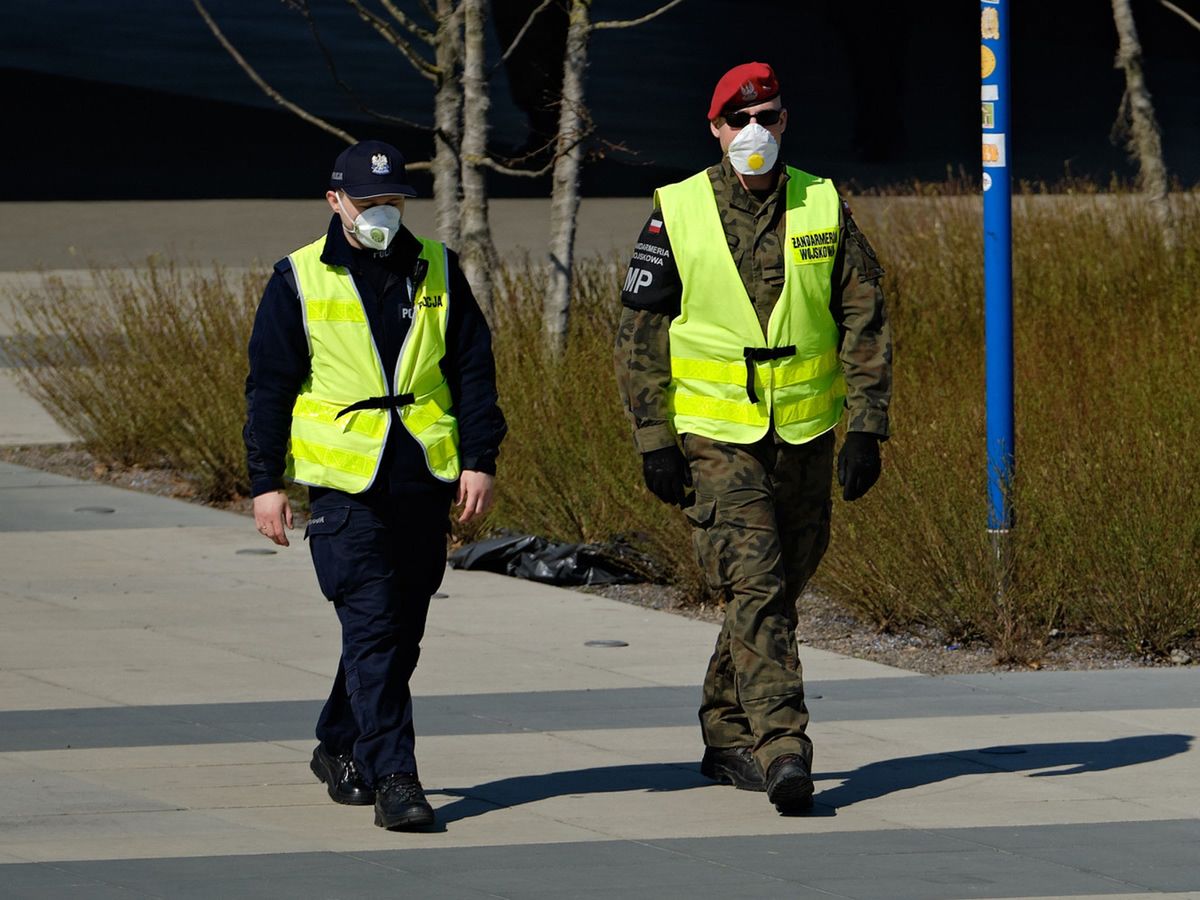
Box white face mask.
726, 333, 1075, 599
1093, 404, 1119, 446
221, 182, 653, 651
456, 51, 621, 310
727, 122, 779, 176
337, 194, 402, 250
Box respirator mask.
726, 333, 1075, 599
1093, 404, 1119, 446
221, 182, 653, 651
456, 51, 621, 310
727, 122, 779, 176
337, 193, 401, 250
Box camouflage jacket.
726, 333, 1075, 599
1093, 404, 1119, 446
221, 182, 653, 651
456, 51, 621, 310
614, 158, 893, 454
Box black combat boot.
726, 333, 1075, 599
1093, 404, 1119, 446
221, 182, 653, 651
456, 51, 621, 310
310, 744, 375, 805
374, 773, 436, 830
765, 753, 814, 814
700, 746, 766, 792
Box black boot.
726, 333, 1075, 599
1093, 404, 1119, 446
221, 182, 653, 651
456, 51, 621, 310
765, 754, 814, 814
310, 744, 375, 806
374, 773, 435, 830
700, 746, 766, 792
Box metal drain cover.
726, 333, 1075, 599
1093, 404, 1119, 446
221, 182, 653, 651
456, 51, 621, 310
584, 640, 629, 648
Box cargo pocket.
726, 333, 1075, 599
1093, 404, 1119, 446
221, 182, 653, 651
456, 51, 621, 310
305, 506, 351, 602
684, 497, 726, 598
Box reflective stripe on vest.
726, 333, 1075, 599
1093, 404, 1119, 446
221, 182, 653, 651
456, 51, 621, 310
657, 167, 846, 445
284, 235, 461, 492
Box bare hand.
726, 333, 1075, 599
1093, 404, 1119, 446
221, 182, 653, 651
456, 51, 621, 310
455, 470, 495, 524
253, 490, 294, 547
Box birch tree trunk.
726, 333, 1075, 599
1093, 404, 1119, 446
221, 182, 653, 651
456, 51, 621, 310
544, 0, 591, 354
432, 0, 464, 247
459, 0, 498, 315
1111, 0, 1176, 247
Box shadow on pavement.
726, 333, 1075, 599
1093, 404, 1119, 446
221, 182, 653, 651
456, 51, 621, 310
432, 762, 708, 824
427, 735, 1192, 823
814, 733, 1193, 811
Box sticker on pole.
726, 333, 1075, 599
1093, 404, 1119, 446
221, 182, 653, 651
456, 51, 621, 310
982, 102, 995, 129
982, 133, 1006, 168
982, 84, 999, 102
982, 7, 1000, 40
983, 172, 993, 191
981, 45, 996, 78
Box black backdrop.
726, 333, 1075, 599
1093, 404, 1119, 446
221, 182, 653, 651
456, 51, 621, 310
3, 0, 1196, 199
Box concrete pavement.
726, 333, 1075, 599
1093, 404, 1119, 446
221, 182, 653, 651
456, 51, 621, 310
1, 459, 1199, 899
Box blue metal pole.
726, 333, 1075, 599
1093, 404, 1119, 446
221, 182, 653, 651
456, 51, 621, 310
981, 0, 1013, 535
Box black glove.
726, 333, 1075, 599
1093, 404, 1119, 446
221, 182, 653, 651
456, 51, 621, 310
837, 432, 882, 502
642, 445, 692, 507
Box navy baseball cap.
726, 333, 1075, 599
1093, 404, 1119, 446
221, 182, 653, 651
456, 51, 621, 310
329, 140, 418, 199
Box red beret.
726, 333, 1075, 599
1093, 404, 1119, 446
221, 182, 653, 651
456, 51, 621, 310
708, 62, 780, 121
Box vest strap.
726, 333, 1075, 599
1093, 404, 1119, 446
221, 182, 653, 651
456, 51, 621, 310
742, 345, 797, 403
335, 393, 416, 419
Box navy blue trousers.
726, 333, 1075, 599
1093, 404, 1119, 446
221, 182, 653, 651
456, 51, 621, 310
306, 490, 450, 785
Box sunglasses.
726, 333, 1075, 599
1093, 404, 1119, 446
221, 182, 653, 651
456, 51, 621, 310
723, 108, 783, 128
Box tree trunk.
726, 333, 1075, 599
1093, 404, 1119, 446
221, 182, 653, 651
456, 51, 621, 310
432, 0, 464, 247
544, 0, 591, 354
1111, 0, 1175, 247
459, 0, 498, 315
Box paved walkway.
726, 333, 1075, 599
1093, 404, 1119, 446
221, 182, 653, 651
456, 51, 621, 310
1, 460, 1198, 898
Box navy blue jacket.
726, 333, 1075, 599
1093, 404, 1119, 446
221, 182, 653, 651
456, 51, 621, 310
244, 215, 507, 500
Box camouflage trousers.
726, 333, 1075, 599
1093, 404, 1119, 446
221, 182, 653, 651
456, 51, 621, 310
682, 429, 834, 774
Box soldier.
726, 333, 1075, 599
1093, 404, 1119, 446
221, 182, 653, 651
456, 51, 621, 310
614, 62, 892, 814
244, 140, 506, 830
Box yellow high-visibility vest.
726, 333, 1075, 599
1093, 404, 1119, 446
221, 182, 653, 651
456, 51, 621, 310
657, 166, 846, 445
285, 235, 461, 492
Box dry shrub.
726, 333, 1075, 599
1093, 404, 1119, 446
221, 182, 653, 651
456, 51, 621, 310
823, 194, 1200, 659
6, 261, 259, 499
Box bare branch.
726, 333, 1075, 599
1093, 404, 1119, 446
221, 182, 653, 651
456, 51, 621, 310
1159, 0, 1200, 32
344, 0, 439, 80
192, 0, 357, 144
591, 135, 644, 163
593, 0, 686, 30
468, 91, 596, 179
494, 0, 555, 67
471, 156, 556, 178
491, 132, 560, 167
377, 0, 436, 44
418, 0, 438, 19
406, 160, 432, 172
291, 0, 434, 130
468, 130, 591, 179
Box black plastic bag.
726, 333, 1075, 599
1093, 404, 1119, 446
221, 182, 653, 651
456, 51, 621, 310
448, 534, 651, 586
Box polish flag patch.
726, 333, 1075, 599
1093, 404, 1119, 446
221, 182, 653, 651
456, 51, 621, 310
648, 218, 663, 234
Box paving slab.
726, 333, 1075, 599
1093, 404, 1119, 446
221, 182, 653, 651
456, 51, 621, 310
0, 464, 235, 530
0, 371, 73, 446
4, 821, 1200, 900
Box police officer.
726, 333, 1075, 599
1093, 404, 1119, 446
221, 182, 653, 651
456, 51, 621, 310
244, 140, 506, 830
614, 63, 892, 814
